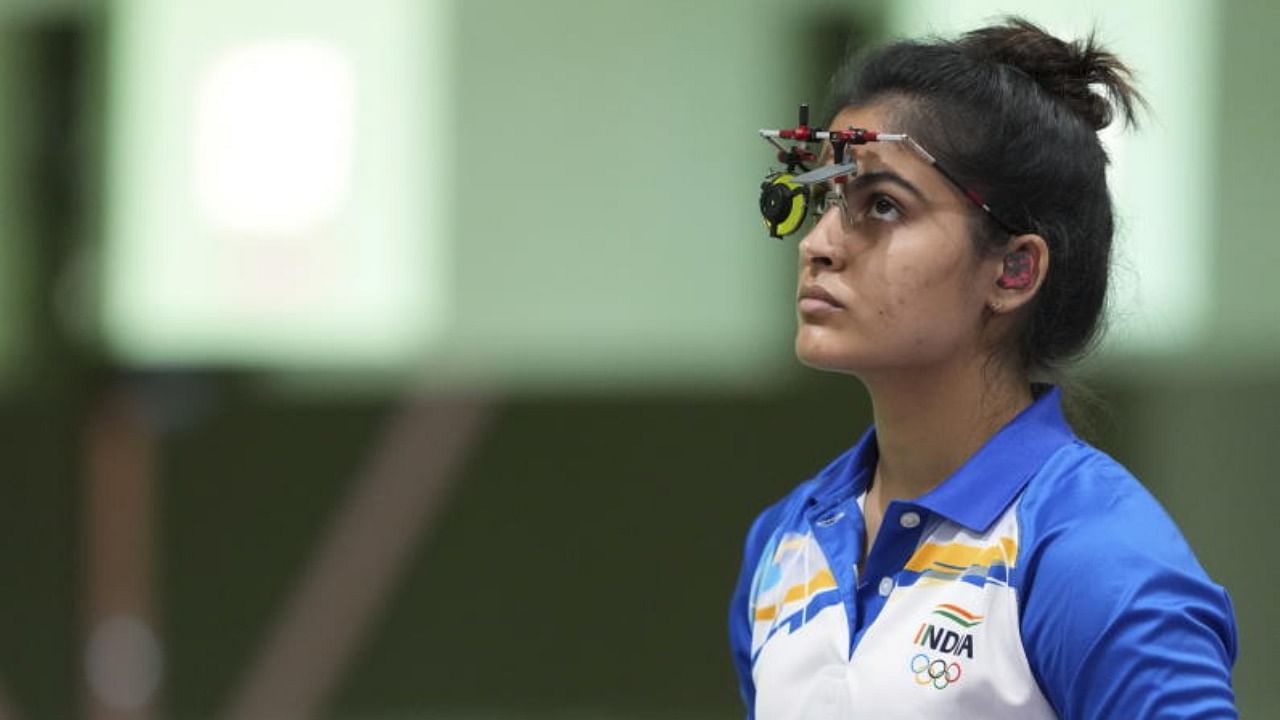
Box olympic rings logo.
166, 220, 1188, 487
909, 653, 963, 689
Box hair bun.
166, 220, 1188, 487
959, 17, 1142, 131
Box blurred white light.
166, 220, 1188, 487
193, 40, 356, 238
103, 0, 449, 369
85, 615, 164, 710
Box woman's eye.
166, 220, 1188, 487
868, 194, 901, 221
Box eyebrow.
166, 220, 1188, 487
845, 170, 927, 202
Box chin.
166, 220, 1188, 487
794, 331, 861, 374
795, 323, 903, 377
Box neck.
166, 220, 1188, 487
864, 355, 1032, 506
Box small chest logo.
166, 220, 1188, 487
908, 604, 982, 689
910, 653, 962, 689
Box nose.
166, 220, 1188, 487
798, 210, 846, 271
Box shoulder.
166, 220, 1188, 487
729, 439, 865, 645
1012, 441, 1238, 719
740, 438, 868, 553
1014, 441, 1219, 590
727, 441, 864, 712
735, 476, 822, 577
1017, 441, 1191, 559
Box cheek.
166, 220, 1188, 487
849, 251, 922, 323
879, 257, 981, 341
875, 259, 937, 321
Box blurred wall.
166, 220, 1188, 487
1118, 0, 1280, 710
0, 27, 36, 391
1211, 0, 1280, 360
0, 1, 1276, 719
0, 19, 89, 720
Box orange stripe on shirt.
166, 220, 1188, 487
753, 569, 838, 622
904, 536, 1018, 573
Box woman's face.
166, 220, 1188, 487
795, 104, 1000, 378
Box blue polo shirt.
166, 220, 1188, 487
729, 387, 1237, 719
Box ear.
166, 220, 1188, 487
986, 234, 1049, 315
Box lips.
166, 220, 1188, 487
798, 284, 845, 312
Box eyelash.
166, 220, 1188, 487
808, 186, 905, 227
864, 193, 902, 222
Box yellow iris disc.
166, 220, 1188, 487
761, 173, 808, 237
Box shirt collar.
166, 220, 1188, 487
810, 385, 1077, 533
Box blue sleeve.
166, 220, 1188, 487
1018, 474, 1238, 719
729, 502, 783, 719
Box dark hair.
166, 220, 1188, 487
826, 17, 1143, 372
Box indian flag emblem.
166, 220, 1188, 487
930, 604, 984, 628
912, 605, 981, 659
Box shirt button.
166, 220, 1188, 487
815, 511, 844, 528
878, 577, 895, 597
900, 511, 921, 529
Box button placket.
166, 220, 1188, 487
877, 576, 895, 596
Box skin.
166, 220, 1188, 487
794, 103, 1050, 564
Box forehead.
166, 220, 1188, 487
821, 104, 924, 177
828, 103, 891, 132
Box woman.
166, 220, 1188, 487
729, 18, 1237, 719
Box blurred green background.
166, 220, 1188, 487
0, 0, 1276, 718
